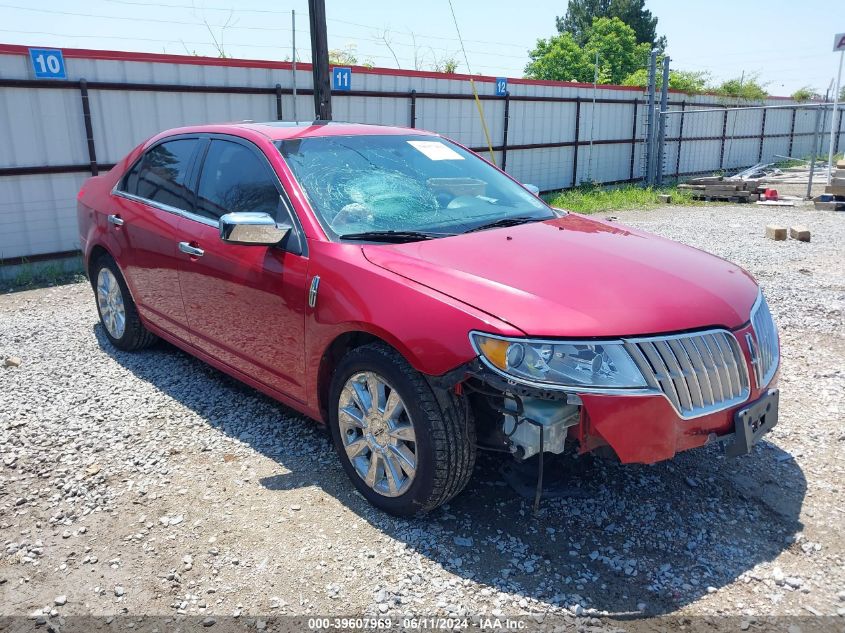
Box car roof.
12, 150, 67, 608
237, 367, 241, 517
157, 121, 435, 142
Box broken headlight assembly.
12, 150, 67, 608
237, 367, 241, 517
469, 332, 648, 391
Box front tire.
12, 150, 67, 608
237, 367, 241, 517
328, 343, 476, 516
92, 255, 157, 351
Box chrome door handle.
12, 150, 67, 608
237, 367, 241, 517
178, 242, 204, 257
107, 214, 124, 227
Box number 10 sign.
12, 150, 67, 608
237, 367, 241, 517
29, 48, 67, 79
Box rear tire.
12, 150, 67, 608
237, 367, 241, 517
328, 343, 476, 516
91, 255, 157, 351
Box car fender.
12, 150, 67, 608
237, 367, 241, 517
303, 240, 524, 415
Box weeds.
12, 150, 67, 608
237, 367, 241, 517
544, 184, 699, 214
1, 255, 85, 293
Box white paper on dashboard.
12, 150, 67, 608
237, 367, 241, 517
407, 140, 465, 161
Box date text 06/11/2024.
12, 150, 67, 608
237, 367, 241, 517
306, 617, 528, 630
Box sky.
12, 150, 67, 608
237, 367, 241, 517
0, 0, 842, 97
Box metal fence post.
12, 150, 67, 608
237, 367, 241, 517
501, 91, 510, 172
675, 100, 686, 180
275, 84, 283, 120
409, 89, 416, 128
807, 104, 824, 199
572, 97, 581, 187
79, 79, 98, 177
757, 107, 767, 163
836, 105, 844, 156
644, 50, 658, 184
629, 98, 638, 181
787, 107, 797, 158
655, 56, 670, 186
718, 108, 729, 171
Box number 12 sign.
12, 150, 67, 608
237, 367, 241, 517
332, 67, 352, 91
495, 77, 508, 97
29, 48, 67, 79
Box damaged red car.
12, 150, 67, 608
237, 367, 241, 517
77, 122, 780, 516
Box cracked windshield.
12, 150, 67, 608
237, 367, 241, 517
277, 134, 551, 238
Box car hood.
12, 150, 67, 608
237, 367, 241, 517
361, 214, 759, 338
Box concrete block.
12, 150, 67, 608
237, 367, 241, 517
789, 226, 811, 242
765, 225, 787, 241
658, 194, 672, 203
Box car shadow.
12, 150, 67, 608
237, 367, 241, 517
95, 326, 806, 618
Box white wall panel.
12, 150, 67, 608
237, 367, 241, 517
0, 88, 87, 166
0, 173, 86, 259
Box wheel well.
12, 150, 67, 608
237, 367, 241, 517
317, 331, 387, 423
87, 245, 111, 284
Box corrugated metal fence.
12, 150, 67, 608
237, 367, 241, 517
1, 44, 839, 263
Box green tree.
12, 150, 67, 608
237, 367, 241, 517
790, 86, 815, 102
329, 45, 358, 66
622, 67, 709, 94
584, 17, 650, 84
715, 74, 768, 101
435, 58, 459, 74
525, 17, 648, 85
556, 0, 665, 51
524, 32, 593, 82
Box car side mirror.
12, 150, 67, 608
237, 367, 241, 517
219, 212, 290, 246
523, 184, 540, 196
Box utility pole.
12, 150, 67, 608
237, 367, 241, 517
291, 9, 298, 122
828, 47, 843, 184
308, 0, 332, 121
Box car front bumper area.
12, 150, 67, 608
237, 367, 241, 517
469, 322, 780, 465
576, 386, 778, 464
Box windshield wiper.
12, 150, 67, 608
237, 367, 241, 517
463, 216, 539, 234
339, 230, 447, 243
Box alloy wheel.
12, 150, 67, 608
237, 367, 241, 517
96, 268, 126, 339
337, 371, 417, 497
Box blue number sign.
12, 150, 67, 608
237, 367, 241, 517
495, 77, 508, 97
29, 48, 67, 79
332, 67, 352, 91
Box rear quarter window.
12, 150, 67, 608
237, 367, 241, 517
120, 139, 197, 211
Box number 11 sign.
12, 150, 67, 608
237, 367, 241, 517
332, 67, 351, 91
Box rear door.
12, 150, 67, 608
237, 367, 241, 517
111, 137, 200, 343
176, 136, 309, 402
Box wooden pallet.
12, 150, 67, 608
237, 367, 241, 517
678, 177, 761, 202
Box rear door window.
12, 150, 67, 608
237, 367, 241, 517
195, 140, 283, 221
121, 139, 198, 211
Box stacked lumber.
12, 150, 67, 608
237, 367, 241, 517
678, 176, 761, 202
816, 159, 845, 211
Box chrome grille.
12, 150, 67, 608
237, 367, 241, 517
624, 330, 750, 418
750, 292, 779, 388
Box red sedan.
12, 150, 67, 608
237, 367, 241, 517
77, 122, 780, 516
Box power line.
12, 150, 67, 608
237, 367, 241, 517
3, 2, 531, 62
0, 27, 529, 74
0, 27, 304, 51
99, 0, 535, 50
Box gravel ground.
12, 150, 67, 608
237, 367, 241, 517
2, 203, 844, 628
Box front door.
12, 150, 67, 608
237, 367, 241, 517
110, 137, 200, 344
176, 137, 309, 402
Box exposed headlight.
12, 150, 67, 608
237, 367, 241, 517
470, 332, 648, 390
